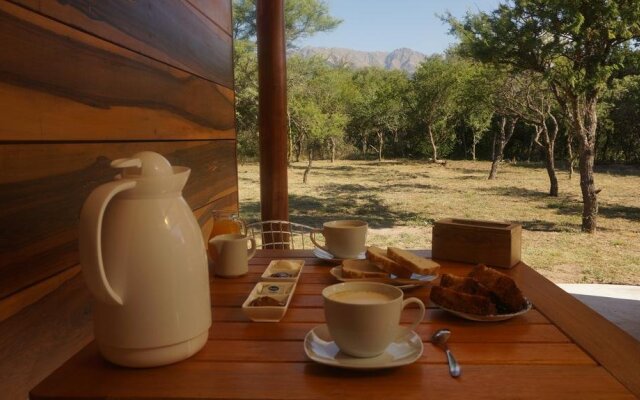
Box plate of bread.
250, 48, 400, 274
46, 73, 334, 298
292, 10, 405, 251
330, 246, 440, 289
430, 264, 531, 321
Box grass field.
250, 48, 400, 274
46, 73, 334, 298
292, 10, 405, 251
238, 159, 640, 285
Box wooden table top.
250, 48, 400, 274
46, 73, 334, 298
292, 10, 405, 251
31, 249, 640, 399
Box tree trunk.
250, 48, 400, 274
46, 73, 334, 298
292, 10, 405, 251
527, 131, 535, 162
461, 128, 467, 159
376, 131, 384, 162
566, 128, 574, 179
489, 117, 506, 180
491, 126, 497, 161
576, 99, 599, 233
329, 138, 336, 163
428, 125, 438, 162
578, 142, 597, 232
303, 148, 313, 184
361, 136, 368, 159
488, 147, 501, 179
471, 134, 477, 161
294, 137, 302, 162
544, 144, 559, 196
489, 117, 516, 180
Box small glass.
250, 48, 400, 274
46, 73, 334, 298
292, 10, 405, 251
208, 210, 245, 262
209, 210, 245, 239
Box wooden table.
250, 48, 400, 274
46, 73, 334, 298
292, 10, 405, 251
31, 250, 640, 399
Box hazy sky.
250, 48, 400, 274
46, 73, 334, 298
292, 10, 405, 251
299, 0, 501, 54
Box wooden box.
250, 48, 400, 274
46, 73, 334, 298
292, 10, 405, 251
432, 218, 522, 269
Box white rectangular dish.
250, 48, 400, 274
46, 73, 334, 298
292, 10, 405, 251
260, 259, 305, 282
242, 281, 297, 322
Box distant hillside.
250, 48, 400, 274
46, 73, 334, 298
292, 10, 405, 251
292, 47, 428, 73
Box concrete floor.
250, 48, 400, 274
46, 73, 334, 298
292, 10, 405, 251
558, 284, 640, 341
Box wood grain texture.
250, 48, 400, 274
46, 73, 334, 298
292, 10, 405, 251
257, 0, 289, 222
0, 265, 80, 322
1, 274, 93, 400
187, 0, 232, 35
211, 306, 550, 324
0, 1, 235, 142
207, 321, 569, 343
196, 340, 595, 365
0, 140, 237, 298
29, 251, 640, 399
432, 218, 522, 268
9, 0, 233, 87
31, 351, 634, 400
518, 264, 640, 398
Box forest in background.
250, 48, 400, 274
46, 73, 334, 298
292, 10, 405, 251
233, 0, 640, 234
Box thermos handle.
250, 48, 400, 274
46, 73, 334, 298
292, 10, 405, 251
79, 179, 136, 306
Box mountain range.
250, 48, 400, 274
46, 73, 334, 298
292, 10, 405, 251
292, 47, 428, 74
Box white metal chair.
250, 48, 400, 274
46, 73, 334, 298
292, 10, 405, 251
245, 220, 315, 249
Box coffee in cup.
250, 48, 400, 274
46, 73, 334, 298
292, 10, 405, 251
310, 220, 367, 259
322, 282, 425, 358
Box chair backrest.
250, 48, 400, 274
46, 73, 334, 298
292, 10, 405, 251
245, 220, 314, 250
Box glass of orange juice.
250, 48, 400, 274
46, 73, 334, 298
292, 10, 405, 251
208, 210, 245, 260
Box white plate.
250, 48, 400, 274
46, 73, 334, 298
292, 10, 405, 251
432, 298, 533, 322
304, 324, 423, 369
313, 247, 366, 263
330, 266, 437, 290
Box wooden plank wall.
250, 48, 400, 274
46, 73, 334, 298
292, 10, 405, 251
0, 1, 236, 398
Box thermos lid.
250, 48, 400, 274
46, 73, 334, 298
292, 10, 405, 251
111, 151, 173, 178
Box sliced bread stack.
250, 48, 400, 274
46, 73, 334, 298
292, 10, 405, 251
341, 246, 440, 279
430, 264, 528, 315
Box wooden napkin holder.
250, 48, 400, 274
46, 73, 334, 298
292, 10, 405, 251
432, 218, 521, 269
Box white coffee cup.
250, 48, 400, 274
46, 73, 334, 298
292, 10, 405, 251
310, 220, 368, 259
322, 282, 425, 358
208, 234, 256, 277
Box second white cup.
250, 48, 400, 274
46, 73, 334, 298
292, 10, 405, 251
310, 220, 368, 259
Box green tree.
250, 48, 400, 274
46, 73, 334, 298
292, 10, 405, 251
447, 0, 640, 232
599, 76, 640, 162
346, 68, 409, 161
287, 56, 348, 181
234, 39, 259, 159
410, 56, 463, 163
233, 0, 341, 47
456, 60, 496, 161
232, 0, 342, 159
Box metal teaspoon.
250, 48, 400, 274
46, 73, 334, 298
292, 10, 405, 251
431, 328, 461, 377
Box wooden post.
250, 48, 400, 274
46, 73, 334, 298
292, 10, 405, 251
257, 0, 289, 223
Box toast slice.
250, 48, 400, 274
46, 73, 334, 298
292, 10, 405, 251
366, 246, 412, 278
468, 264, 527, 313
387, 247, 440, 276
430, 286, 497, 316
342, 259, 389, 279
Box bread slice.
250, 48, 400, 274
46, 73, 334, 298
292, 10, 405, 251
440, 274, 492, 297
468, 264, 527, 313
366, 246, 412, 278
430, 286, 497, 315
342, 259, 389, 279
387, 247, 440, 276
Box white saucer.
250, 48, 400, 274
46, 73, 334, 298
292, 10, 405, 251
432, 298, 533, 322
330, 266, 437, 290
313, 247, 366, 263
304, 324, 423, 369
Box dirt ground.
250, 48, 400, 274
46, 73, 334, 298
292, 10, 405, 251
238, 159, 640, 284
